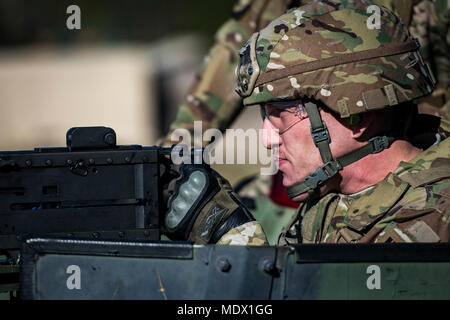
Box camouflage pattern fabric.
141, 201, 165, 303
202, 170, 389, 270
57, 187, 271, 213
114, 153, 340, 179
278, 120, 450, 245
162, 0, 448, 147
203, 117, 450, 245
163, 0, 302, 145
237, 0, 435, 118
161, 0, 449, 245
233, 173, 297, 244
410, 0, 450, 119
217, 220, 268, 245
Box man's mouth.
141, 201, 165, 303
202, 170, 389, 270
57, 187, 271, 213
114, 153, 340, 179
277, 157, 289, 168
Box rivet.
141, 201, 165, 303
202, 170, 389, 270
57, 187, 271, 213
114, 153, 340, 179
216, 257, 231, 272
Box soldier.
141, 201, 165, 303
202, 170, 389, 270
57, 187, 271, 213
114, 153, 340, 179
409, 0, 450, 119
162, 0, 449, 245
160, 0, 449, 244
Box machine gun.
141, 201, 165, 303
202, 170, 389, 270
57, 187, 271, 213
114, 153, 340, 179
1, 127, 450, 300
0, 127, 176, 258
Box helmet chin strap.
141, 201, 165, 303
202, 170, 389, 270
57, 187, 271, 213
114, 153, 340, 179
286, 101, 395, 200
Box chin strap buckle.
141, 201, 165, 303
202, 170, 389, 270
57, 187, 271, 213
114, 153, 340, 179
310, 122, 331, 147
305, 161, 341, 189
369, 136, 390, 154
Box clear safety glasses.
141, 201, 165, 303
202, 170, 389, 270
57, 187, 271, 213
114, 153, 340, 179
260, 100, 308, 134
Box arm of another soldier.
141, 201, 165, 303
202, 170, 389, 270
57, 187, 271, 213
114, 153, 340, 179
409, 0, 450, 118
161, 0, 294, 145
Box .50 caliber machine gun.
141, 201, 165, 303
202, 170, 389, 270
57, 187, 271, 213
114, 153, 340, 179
0, 127, 175, 257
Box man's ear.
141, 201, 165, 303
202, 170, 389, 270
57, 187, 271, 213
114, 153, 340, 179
348, 113, 375, 139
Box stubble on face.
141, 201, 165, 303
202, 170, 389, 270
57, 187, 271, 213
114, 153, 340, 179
277, 108, 352, 202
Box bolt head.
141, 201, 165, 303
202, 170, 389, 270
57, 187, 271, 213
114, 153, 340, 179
216, 257, 231, 272
104, 133, 116, 145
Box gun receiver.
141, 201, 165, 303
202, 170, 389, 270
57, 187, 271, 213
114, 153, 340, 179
0, 127, 173, 253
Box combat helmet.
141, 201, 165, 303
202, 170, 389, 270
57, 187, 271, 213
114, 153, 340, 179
235, 0, 436, 199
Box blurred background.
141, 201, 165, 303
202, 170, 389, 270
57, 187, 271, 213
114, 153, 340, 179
0, 0, 264, 184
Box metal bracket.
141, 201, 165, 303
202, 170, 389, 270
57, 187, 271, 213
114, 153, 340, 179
305, 161, 340, 189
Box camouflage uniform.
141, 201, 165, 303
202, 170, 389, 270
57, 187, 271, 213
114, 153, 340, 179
164, 0, 448, 142
410, 0, 450, 119
220, 0, 450, 245
279, 120, 450, 244
161, 0, 448, 244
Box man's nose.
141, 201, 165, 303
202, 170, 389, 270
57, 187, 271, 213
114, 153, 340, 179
262, 118, 281, 149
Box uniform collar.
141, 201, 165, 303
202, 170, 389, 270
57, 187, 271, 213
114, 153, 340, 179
343, 136, 449, 232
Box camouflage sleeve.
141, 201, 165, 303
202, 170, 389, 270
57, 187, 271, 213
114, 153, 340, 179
162, 0, 294, 145
217, 220, 268, 245
394, 0, 450, 119
409, 0, 449, 92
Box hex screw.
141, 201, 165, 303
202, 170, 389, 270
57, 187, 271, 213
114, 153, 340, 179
45, 160, 52, 166
262, 259, 275, 274
67, 159, 73, 165
125, 157, 131, 163
25, 160, 32, 167
89, 158, 95, 165
106, 158, 113, 164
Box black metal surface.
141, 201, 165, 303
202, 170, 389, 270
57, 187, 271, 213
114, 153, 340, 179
18, 240, 450, 300
0, 127, 172, 250
22, 238, 193, 259
66, 127, 117, 151
19, 239, 275, 300
293, 243, 450, 262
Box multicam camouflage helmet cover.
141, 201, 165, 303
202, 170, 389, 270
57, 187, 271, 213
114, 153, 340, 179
236, 0, 436, 118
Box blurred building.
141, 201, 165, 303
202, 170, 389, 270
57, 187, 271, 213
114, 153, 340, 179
0, 36, 205, 150
0, 0, 264, 184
